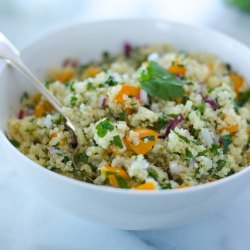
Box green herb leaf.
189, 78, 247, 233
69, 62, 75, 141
139, 61, 184, 100
96, 119, 114, 138
140, 135, 155, 141
70, 96, 77, 106
154, 116, 168, 131
20, 92, 29, 102
198, 149, 209, 156
70, 82, 75, 92
160, 182, 171, 189
87, 82, 94, 90
221, 134, 231, 153
74, 152, 88, 163
173, 131, 190, 144
148, 167, 158, 180
235, 90, 250, 107
9, 139, 20, 147
106, 171, 128, 188
45, 79, 53, 88
185, 149, 193, 159
118, 112, 127, 121
216, 160, 227, 171
113, 135, 123, 149
198, 102, 206, 115
105, 76, 118, 86
211, 143, 219, 156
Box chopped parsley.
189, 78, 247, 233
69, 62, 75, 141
20, 92, 29, 102
221, 134, 231, 153
87, 82, 94, 90
185, 149, 193, 159
9, 139, 20, 147
112, 135, 123, 149
45, 79, 53, 88
140, 61, 185, 100
74, 152, 88, 163
216, 160, 227, 171
148, 167, 158, 180
235, 90, 250, 107
211, 143, 219, 156
70, 96, 77, 106
106, 171, 128, 188
96, 119, 114, 138
104, 76, 118, 86
198, 102, 206, 115
118, 112, 127, 121
70, 82, 75, 92
174, 131, 190, 144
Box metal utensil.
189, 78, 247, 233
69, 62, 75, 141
0, 32, 76, 132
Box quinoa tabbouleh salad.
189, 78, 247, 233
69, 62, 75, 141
7, 43, 250, 190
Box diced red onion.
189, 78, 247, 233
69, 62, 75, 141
102, 98, 107, 108
201, 94, 219, 110
123, 42, 133, 58
139, 89, 149, 105
18, 110, 25, 119
62, 58, 78, 68
98, 97, 107, 108
158, 114, 185, 139
72, 135, 78, 148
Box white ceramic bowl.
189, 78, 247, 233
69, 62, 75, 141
1, 19, 250, 230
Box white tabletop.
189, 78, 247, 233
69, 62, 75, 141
1, 0, 250, 249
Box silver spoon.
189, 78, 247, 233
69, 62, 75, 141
0, 32, 76, 132
0, 32, 90, 177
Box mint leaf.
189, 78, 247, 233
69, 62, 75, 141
140, 61, 184, 100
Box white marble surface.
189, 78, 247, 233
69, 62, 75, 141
1, 0, 250, 249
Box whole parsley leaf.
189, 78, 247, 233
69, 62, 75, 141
96, 119, 114, 138
140, 61, 184, 100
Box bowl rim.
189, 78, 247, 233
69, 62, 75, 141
1, 18, 250, 196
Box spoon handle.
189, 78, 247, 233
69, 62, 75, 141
0, 32, 76, 132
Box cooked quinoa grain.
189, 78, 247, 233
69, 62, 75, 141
7, 43, 250, 190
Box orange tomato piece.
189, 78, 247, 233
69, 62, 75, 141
49, 132, 57, 140
115, 85, 140, 105
34, 100, 53, 118
230, 73, 244, 94
133, 182, 157, 190
34, 104, 45, 118
219, 124, 238, 134
168, 65, 186, 76
85, 66, 101, 77
125, 128, 158, 155
101, 166, 130, 188
33, 93, 42, 104
56, 69, 74, 83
